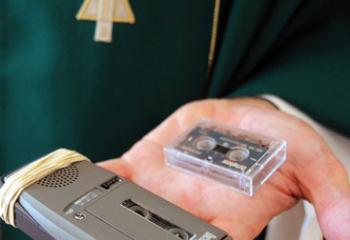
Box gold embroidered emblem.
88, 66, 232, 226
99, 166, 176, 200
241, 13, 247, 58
76, 0, 136, 43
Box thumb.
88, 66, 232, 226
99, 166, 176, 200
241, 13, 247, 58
300, 156, 350, 240
317, 193, 350, 240
235, 105, 350, 239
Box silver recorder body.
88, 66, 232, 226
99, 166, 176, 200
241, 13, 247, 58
0, 161, 231, 240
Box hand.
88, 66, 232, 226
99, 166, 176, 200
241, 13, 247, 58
99, 98, 350, 240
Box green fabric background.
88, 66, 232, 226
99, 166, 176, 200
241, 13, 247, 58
1, 0, 349, 239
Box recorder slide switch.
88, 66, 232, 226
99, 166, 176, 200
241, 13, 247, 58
101, 176, 120, 189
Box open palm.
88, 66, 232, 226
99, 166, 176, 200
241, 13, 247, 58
100, 99, 350, 240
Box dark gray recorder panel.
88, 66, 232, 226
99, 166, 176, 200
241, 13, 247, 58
0, 161, 232, 240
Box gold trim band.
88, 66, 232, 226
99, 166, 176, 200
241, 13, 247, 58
208, 0, 221, 72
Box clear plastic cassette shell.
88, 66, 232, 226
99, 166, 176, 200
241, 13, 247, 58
164, 120, 287, 196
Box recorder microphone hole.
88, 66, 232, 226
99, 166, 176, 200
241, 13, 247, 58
36, 165, 79, 188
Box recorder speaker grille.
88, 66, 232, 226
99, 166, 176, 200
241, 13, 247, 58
36, 165, 79, 188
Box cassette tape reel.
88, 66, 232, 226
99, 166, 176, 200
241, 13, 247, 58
165, 120, 287, 196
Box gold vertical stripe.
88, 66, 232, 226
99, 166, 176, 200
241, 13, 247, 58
208, 0, 221, 73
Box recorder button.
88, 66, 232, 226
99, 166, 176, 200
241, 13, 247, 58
73, 212, 86, 220
168, 228, 189, 240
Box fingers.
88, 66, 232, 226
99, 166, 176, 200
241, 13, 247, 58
270, 115, 350, 239
210, 218, 262, 240
242, 109, 350, 239
317, 191, 350, 240
143, 100, 218, 146
298, 152, 350, 240
143, 99, 264, 147
97, 159, 133, 180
